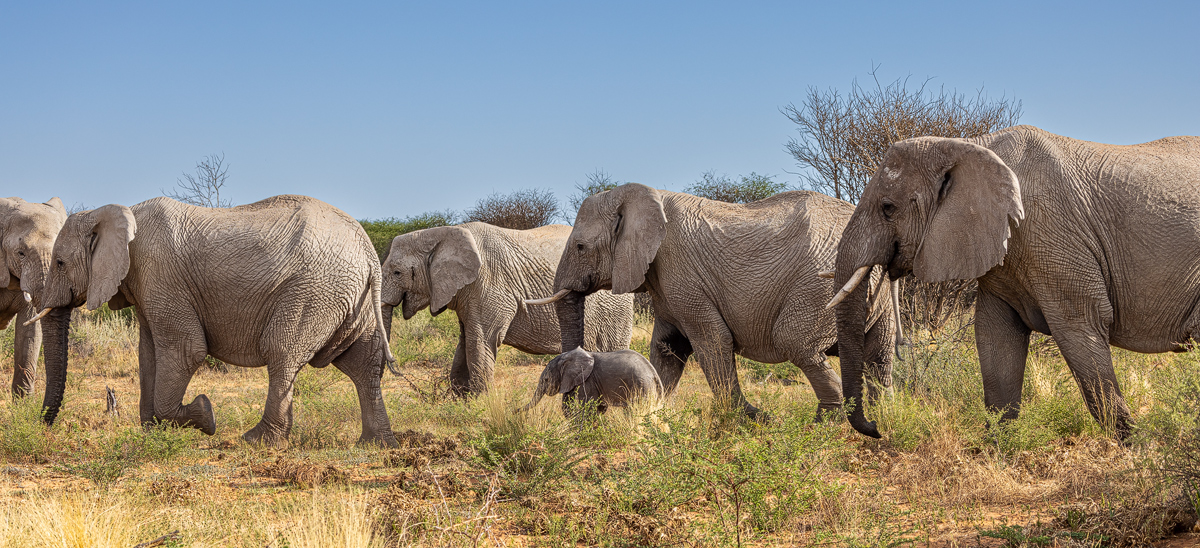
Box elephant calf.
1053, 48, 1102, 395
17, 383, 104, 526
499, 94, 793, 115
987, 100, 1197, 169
523, 347, 664, 416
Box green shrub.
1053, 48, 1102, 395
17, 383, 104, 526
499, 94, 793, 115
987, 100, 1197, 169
360, 210, 458, 259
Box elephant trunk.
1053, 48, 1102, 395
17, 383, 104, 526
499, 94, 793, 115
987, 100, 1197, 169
555, 291, 586, 353
521, 381, 546, 413
39, 307, 72, 426
832, 216, 895, 438
381, 304, 394, 344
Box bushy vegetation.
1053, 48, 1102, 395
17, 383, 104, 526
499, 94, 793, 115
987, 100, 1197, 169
359, 210, 459, 259
567, 169, 624, 216
683, 171, 789, 204
464, 187, 561, 230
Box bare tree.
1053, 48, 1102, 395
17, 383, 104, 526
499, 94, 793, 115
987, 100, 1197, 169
465, 188, 560, 230
568, 169, 623, 213
783, 67, 1022, 204
684, 171, 788, 203
783, 68, 1023, 334
166, 153, 232, 208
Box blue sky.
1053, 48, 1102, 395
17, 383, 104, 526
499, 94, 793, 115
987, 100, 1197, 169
2, 2, 1197, 219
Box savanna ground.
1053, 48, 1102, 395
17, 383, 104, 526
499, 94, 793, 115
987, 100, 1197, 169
0, 306, 1198, 547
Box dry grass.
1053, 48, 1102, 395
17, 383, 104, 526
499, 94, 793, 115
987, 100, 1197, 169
0, 307, 1197, 546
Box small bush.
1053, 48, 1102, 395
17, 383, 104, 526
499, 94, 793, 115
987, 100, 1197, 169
464, 188, 560, 230
567, 169, 623, 215
0, 395, 51, 462
683, 171, 788, 204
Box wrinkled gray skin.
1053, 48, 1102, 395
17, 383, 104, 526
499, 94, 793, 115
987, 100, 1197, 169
381, 223, 634, 396
40, 195, 398, 447
833, 125, 1200, 440
0, 197, 68, 415
543, 184, 896, 419
523, 347, 664, 415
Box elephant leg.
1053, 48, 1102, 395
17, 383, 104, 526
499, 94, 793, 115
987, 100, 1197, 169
449, 320, 470, 396
863, 306, 897, 403
461, 323, 503, 396
686, 315, 760, 419
151, 340, 216, 435
137, 318, 158, 426
1053, 329, 1132, 439
11, 305, 42, 397
976, 290, 1032, 422
332, 335, 399, 448
649, 318, 692, 396
243, 357, 303, 447
792, 353, 843, 419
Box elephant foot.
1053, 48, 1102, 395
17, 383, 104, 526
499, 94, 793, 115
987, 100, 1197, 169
357, 430, 399, 449
187, 394, 217, 436
813, 402, 844, 423
12, 375, 34, 399
243, 422, 290, 448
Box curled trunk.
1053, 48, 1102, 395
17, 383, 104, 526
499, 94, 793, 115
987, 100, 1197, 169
40, 307, 71, 426
555, 291, 586, 352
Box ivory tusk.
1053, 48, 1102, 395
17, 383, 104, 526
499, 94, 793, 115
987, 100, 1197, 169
825, 266, 872, 310
524, 288, 571, 306
817, 270, 835, 279
23, 308, 51, 326
23, 292, 32, 303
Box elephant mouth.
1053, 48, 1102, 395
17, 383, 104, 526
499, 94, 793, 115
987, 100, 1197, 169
400, 291, 416, 320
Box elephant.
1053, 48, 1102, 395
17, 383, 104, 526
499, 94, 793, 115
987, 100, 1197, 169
522, 347, 664, 415
0, 197, 68, 409
828, 125, 1200, 440
380, 222, 634, 396
529, 184, 898, 419
38, 195, 399, 447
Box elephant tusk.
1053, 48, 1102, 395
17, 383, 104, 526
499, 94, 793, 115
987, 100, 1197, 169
23, 292, 32, 303
524, 289, 570, 306
825, 266, 872, 310
23, 307, 51, 326
817, 270, 835, 279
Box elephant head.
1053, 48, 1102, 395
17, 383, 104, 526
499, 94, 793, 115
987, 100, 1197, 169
529, 184, 666, 350
380, 226, 481, 338
36, 204, 136, 425
831, 137, 1023, 437
521, 347, 594, 411
0, 197, 68, 307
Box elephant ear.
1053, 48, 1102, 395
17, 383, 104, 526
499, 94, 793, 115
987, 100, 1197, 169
557, 347, 595, 395
86, 204, 137, 311
610, 184, 667, 294
0, 198, 15, 290
913, 139, 1024, 282
424, 226, 482, 314
45, 197, 67, 216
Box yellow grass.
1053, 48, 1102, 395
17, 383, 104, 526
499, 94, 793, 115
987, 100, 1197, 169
0, 307, 1196, 546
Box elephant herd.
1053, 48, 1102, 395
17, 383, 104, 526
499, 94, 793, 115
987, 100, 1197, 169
1, 125, 1197, 447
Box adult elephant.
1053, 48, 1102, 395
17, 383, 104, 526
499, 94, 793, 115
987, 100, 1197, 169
829, 125, 1200, 440
38, 195, 398, 447
381, 222, 633, 396
529, 184, 898, 418
0, 197, 67, 410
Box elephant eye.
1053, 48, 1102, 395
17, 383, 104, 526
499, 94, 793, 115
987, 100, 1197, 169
393, 270, 401, 276
17, 251, 24, 257
881, 201, 896, 219
576, 243, 584, 251
56, 259, 64, 267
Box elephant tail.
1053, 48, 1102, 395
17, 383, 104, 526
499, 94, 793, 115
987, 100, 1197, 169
367, 262, 399, 375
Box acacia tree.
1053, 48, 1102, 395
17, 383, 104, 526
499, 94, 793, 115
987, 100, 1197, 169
166, 153, 232, 208
783, 69, 1021, 204
465, 188, 560, 230
783, 70, 1023, 333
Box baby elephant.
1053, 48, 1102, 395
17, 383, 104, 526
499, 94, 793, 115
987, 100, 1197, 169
523, 347, 664, 415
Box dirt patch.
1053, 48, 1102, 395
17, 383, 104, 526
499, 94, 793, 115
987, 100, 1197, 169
250, 457, 348, 488
383, 430, 463, 469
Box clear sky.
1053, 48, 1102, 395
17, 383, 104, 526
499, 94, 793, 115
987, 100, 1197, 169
2, 1, 1197, 219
